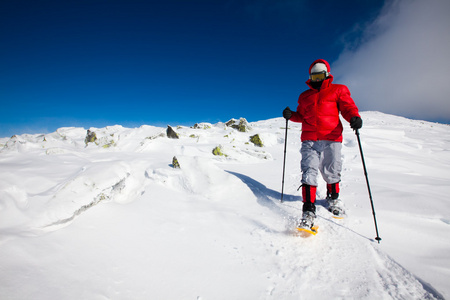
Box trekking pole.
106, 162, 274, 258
280, 118, 289, 203
355, 129, 382, 243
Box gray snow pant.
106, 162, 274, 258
300, 140, 342, 187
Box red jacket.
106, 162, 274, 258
290, 59, 360, 142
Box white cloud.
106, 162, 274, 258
332, 0, 450, 122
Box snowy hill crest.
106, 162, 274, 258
0, 112, 448, 299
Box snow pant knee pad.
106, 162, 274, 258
302, 184, 317, 204
327, 183, 340, 200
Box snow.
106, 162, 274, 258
0, 112, 449, 299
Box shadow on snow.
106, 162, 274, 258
227, 170, 378, 243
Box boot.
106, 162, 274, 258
299, 210, 316, 229
326, 183, 345, 217
299, 185, 317, 229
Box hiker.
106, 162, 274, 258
283, 59, 362, 229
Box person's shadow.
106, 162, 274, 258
226, 170, 301, 214
227, 170, 374, 242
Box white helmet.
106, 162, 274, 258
309, 62, 330, 81
310, 63, 329, 76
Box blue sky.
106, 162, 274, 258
1, 0, 449, 137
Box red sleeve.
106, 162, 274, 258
289, 110, 303, 123
338, 85, 360, 123
288, 93, 305, 123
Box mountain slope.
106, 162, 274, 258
0, 112, 448, 299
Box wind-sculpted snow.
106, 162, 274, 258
0, 112, 448, 299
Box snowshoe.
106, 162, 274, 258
327, 198, 345, 219
296, 211, 318, 236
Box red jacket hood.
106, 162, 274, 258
306, 59, 333, 89
308, 59, 331, 74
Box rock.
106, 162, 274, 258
85, 130, 97, 145
212, 145, 225, 156
193, 123, 212, 129
166, 125, 179, 139
172, 156, 181, 168
226, 118, 251, 132
250, 134, 263, 147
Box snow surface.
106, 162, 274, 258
0, 112, 449, 299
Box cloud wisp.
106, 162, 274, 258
332, 0, 450, 122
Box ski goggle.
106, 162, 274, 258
310, 71, 327, 82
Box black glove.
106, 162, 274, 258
350, 116, 363, 130
283, 107, 293, 120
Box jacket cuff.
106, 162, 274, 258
290, 111, 303, 123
